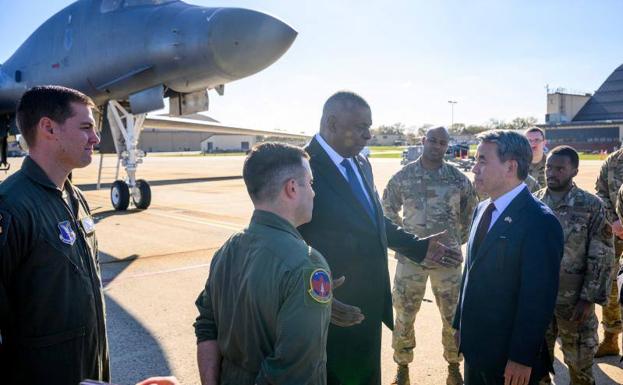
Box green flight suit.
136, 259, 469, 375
0, 157, 109, 385
194, 210, 332, 385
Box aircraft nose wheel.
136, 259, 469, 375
132, 179, 152, 209
111, 180, 130, 211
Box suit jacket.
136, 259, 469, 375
452, 186, 563, 373
299, 137, 430, 328
298, 138, 430, 385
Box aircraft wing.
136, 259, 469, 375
98, 114, 309, 153
144, 116, 309, 139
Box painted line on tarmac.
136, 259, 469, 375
148, 210, 242, 231
103, 262, 212, 289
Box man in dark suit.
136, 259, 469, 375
298, 91, 461, 385
452, 130, 564, 385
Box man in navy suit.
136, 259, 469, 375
298, 91, 461, 385
452, 130, 564, 385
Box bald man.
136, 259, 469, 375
298, 92, 460, 385
383, 127, 478, 385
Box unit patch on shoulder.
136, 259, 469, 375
308, 268, 332, 303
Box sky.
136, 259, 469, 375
1, 0, 622, 134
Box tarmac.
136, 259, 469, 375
4, 154, 621, 384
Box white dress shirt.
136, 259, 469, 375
484, 182, 527, 231
460, 182, 527, 325
314, 134, 373, 206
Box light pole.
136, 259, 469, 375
448, 100, 457, 129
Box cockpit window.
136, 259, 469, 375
100, 0, 123, 13
101, 0, 176, 13
124, 0, 177, 6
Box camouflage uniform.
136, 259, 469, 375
534, 185, 613, 385
525, 174, 541, 194
529, 156, 546, 187
595, 149, 623, 336
382, 158, 478, 365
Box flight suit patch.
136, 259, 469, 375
80, 216, 96, 235
58, 221, 76, 245
308, 268, 332, 303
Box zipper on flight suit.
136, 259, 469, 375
59, 188, 105, 368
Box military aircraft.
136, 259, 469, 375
0, 0, 300, 210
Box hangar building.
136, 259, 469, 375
541, 64, 623, 152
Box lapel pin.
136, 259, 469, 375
504, 216, 512, 223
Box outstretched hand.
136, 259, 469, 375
423, 231, 463, 267
331, 276, 365, 327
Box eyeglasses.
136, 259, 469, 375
527, 138, 543, 144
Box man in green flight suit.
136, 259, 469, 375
0, 86, 108, 384
194, 142, 336, 385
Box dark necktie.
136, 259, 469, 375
340, 158, 376, 223
472, 202, 496, 258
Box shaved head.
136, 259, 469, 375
425, 126, 450, 140
422, 126, 450, 166
318, 91, 372, 157
320, 91, 370, 134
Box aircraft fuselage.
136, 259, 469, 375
0, 0, 296, 113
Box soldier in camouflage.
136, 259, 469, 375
382, 126, 478, 385
525, 174, 541, 193
525, 127, 547, 187
595, 146, 623, 357
534, 146, 613, 385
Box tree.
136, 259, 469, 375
371, 122, 406, 136
449, 123, 465, 135
416, 123, 434, 137
485, 118, 510, 131
461, 124, 488, 135
508, 117, 538, 131
405, 132, 419, 145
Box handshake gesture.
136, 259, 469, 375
330, 231, 462, 328
422, 231, 462, 267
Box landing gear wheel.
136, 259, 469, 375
132, 179, 152, 210
111, 180, 130, 211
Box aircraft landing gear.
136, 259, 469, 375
106, 100, 152, 211
111, 180, 130, 211
132, 179, 152, 209
110, 178, 151, 211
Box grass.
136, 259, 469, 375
369, 145, 610, 161
150, 152, 245, 157
369, 153, 402, 158
369, 146, 404, 158
369, 145, 407, 152
579, 153, 608, 160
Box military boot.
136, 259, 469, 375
594, 331, 620, 357
391, 364, 410, 385
446, 363, 463, 385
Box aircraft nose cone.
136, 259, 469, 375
208, 8, 297, 79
